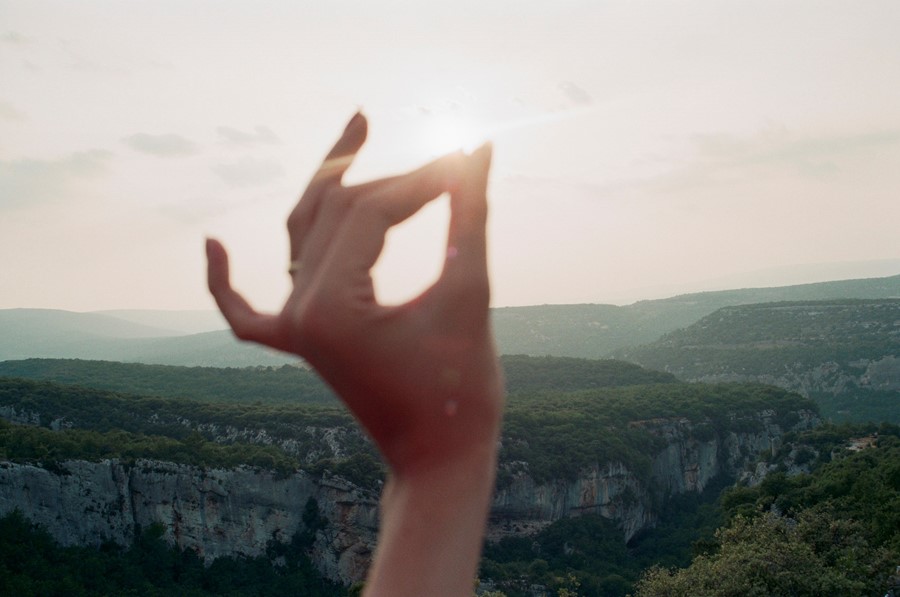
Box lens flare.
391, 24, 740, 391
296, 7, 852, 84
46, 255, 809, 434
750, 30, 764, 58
417, 114, 486, 156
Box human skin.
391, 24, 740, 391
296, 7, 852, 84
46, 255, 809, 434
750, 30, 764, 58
206, 112, 504, 596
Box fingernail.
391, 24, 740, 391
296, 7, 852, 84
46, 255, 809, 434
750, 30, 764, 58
345, 111, 364, 132
473, 141, 493, 159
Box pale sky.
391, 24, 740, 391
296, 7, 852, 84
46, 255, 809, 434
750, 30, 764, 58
2, 0, 899, 312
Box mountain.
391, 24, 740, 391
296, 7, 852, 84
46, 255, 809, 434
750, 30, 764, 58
94, 309, 227, 335
493, 273, 900, 358
3, 273, 899, 366
0, 309, 296, 367
618, 299, 900, 423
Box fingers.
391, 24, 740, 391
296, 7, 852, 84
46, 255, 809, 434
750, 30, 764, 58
287, 113, 368, 261
322, 151, 462, 283
205, 238, 287, 350
439, 143, 493, 314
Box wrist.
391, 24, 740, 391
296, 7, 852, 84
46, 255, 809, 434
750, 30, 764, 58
364, 441, 499, 597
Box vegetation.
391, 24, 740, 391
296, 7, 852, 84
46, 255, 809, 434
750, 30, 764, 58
621, 299, 900, 423
0, 355, 674, 406
0, 358, 338, 405
501, 355, 676, 395
478, 424, 900, 596
633, 424, 900, 597
3, 354, 896, 595
501, 382, 813, 485
0, 418, 300, 474
0, 509, 343, 596
0, 377, 380, 487
481, 476, 728, 597
493, 274, 900, 358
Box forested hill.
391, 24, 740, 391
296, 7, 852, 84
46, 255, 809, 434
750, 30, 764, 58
0, 359, 337, 406
493, 273, 900, 358
1, 371, 820, 595
0, 355, 675, 406
619, 299, 900, 423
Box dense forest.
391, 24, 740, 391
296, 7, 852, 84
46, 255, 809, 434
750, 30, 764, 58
0, 358, 339, 405
0, 355, 675, 405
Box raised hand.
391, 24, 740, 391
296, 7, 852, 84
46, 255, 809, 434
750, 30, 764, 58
206, 113, 503, 596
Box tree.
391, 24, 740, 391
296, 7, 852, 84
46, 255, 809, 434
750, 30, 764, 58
632, 511, 895, 596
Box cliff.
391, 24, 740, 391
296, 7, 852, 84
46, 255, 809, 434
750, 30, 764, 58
0, 459, 377, 585
490, 409, 817, 543
0, 409, 816, 585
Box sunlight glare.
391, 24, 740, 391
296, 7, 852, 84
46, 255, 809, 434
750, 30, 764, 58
417, 114, 487, 157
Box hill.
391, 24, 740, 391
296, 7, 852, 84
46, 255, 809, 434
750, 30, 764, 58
493, 273, 900, 358
0, 309, 297, 367
619, 299, 900, 423
0, 355, 674, 407
3, 274, 898, 366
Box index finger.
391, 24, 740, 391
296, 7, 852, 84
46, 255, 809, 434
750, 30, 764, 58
288, 113, 368, 261
320, 152, 462, 285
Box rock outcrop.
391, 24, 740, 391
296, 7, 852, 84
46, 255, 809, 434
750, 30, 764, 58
490, 409, 817, 542
0, 459, 378, 585
0, 409, 817, 585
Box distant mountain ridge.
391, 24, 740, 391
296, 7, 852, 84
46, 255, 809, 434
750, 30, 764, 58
618, 298, 900, 423
493, 273, 900, 358
2, 273, 898, 366
0, 309, 296, 367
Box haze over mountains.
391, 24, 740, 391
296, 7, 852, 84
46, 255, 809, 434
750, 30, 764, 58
3, 273, 898, 367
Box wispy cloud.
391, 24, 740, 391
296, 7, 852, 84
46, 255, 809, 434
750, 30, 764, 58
0, 150, 112, 208
1, 31, 29, 44
0, 99, 25, 121
216, 125, 279, 146
122, 133, 197, 157
687, 127, 900, 180
211, 157, 285, 188
558, 81, 592, 106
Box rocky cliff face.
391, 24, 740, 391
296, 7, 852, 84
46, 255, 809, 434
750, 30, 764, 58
0, 459, 378, 585
0, 409, 817, 585
694, 355, 900, 398
490, 409, 817, 542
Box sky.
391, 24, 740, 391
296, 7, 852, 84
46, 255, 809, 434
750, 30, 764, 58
2, 0, 899, 312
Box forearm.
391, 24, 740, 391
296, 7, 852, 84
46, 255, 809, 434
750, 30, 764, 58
363, 441, 499, 597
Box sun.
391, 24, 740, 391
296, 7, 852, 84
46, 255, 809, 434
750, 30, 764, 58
416, 113, 487, 157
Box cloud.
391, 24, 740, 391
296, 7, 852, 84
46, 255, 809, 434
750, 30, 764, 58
0, 99, 25, 121
122, 133, 197, 157
216, 125, 280, 146
211, 157, 285, 188
0, 150, 112, 208
689, 127, 900, 178
1, 31, 29, 44
558, 81, 592, 106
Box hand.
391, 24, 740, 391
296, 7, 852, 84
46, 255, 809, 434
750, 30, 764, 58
206, 113, 504, 596
206, 112, 504, 475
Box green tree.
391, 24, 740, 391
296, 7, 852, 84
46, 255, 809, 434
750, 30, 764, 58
632, 511, 895, 596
